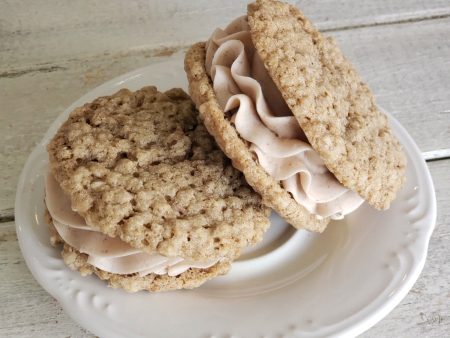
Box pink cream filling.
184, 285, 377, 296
45, 172, 218, 277
205, 16, 364, 220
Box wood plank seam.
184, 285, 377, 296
0, 208, 14, 223
422, 149, 450, 161
0, 66, 67, 79
321, 13, 450, 32
0, 47, 182, 76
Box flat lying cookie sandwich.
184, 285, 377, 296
45, 86, 270, 292
185, 0, 406, 231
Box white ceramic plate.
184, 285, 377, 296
15, 53, 436, 338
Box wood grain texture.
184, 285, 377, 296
1, 0, 450, 67
1, 159, 448, 337
1, 18, 449, 213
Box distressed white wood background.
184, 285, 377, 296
0, 0, 449, 337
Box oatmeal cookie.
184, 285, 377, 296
47, 86, 270, 261
248, 0, 406, 209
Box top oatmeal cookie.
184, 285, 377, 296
47, 86, 270, 261
248, 0, 406, 209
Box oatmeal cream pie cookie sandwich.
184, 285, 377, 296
45, 86, 270, 292
184, 0, 406, 232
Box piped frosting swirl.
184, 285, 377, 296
205, 16, 364, 219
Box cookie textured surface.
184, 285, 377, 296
185, 43, 329, 232
248, 0, 406, 209
47, 86, 270, 261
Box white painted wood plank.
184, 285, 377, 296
2, 159, 449, 337
1, 18, 449, 212
1, 0, 450, 67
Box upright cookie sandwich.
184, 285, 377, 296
185, 0, 406, 231
45, 86, 270, 292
